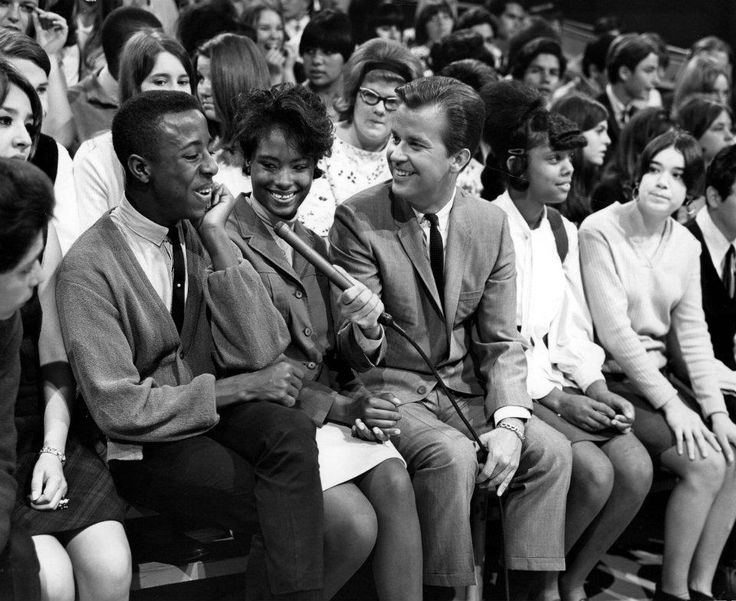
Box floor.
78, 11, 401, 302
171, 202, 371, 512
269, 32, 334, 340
131, 488, 736, 601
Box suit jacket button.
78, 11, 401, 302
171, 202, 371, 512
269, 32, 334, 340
306, 361, 317, 370
294, 290, 304, 299
416, 385, 427, 395
304, 327, 312, 336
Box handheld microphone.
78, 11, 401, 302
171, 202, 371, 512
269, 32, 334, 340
272, 220, 489, 462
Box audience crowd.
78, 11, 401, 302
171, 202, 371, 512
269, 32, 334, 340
2, 1, 736, 600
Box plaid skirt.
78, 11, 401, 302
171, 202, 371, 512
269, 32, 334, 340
12, 436, 126, 536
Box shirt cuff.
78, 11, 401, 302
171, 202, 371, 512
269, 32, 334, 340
352, 322, 384, 355
493, 406, 531, 426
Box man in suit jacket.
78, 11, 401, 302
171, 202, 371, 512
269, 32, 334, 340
330, 76, 572, 596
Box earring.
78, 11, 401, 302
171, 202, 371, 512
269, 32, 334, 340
244, 162, 251, 176
632, 185, 639, 200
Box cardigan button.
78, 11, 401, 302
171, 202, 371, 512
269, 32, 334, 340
303, 327, 313, 336
416, 385, 427, 395
294, 290, 304, 299
306, 361, 317, 370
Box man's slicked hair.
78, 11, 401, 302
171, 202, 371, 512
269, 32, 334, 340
101, 7, 162, 79
396, 76, 485, 157
112, 91, 202, 181
606, 33, 657, 84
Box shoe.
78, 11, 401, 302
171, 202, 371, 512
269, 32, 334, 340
688, 589, 715, 601
654, 585, 689, 601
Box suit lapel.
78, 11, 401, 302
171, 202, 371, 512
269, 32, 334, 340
443, 189, 472, 335
233, 198, 304, 286
393, 192, 443, 315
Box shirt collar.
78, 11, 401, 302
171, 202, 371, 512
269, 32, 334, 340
116, 196, 171, 247
605, 83, 627, 124
493, 189, 548, 236
247, 194, 298, 232
84, 67, 119, 106
697, 207, 733, 265
410, 188, 456, 229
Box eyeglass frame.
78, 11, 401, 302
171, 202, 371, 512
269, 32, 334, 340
357, 87, 401, 111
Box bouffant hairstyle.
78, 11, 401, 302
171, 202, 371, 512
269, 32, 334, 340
480, 80, 584, 196
100, 7, 162, 78
636, 129, 704, 199
177, 0, 250, 58
456, 7, 498, 35
236, 83, 334, 173
0, 158, 53, 273
334, 38, 422, 122
118, 31, 195, 105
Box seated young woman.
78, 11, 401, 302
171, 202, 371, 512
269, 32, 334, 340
580, 129, 736, 601
214, 82, 422, 601
0, 60, 130, 601
482, 80, 653, 601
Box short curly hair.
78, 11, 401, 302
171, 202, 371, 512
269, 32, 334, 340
235, 83, 334, 169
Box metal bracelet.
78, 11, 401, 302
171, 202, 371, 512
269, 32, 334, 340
496, 421, 526, 443
39, 446, 66, 466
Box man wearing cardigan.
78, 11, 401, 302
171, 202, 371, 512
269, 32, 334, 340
56, 92, 326, 601
330, 77, 572, 599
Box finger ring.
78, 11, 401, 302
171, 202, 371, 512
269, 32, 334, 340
57, 498, 69, 510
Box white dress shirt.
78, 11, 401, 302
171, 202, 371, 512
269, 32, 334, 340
494, 191, 605, 400
110, 196, 188, 309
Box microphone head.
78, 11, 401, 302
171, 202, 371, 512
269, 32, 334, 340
273, 221, 289, 237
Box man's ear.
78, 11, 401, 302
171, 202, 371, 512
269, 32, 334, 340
127, 154, 152, 184
706, 185, 723, 210
450, 148, 472, 173
618, 65, 631, 82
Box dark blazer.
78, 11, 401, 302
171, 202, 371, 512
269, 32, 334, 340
687, 220, 736, 370
329, 181, 531, 422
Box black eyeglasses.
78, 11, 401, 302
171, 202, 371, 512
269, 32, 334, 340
358, 87, 400, 111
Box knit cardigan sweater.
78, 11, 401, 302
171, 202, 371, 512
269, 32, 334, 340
56, 214, 289, 456
579, 202, 726, 417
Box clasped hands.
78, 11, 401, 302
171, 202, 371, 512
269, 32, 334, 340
29, 452, 68, 511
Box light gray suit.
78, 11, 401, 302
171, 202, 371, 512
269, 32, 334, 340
330, 182, 572, 584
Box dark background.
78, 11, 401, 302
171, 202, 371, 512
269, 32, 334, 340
551, 0, 734, 50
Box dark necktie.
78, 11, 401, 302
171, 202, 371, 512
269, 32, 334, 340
168, 226, 186, 334
425, 213, 444, 301
724, 245, 735, 299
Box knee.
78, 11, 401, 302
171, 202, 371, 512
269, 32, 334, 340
525, 421, 573, 480
613, 441, 654, 499
375, 459, 415, 500
681, 452, 727, 493
571, 448, 615, 501
326, 500, 377, 559
93, 549, 132, 601
38, 557, 75, 601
